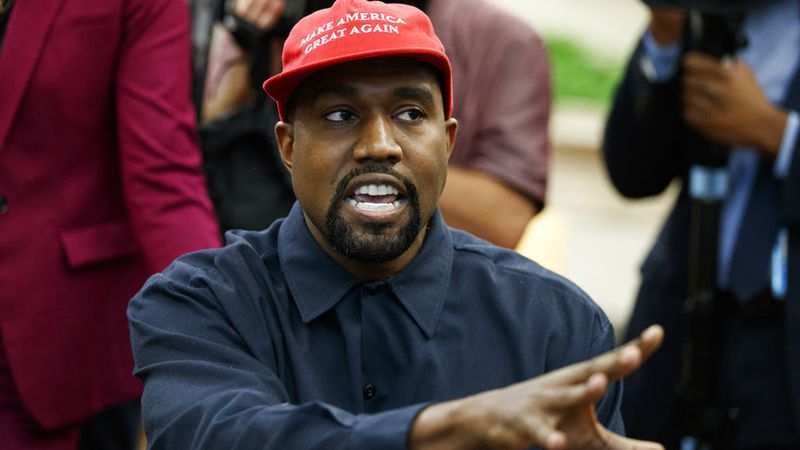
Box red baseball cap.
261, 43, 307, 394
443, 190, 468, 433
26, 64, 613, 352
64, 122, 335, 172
263, 0, 453, 121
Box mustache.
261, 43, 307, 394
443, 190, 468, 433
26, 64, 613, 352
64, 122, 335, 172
332, 163, 418, 203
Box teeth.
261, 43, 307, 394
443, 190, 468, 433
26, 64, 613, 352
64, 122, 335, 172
355, 184, 399, 196
346, 199, 402, 212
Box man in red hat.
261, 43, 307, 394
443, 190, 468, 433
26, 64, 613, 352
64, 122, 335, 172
129, 1, 664, 448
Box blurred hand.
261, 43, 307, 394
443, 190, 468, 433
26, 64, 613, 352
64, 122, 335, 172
682, 51, 788, 157
232, 0, 286, 31
649, 8, 685, 46
409, 325, 666, 450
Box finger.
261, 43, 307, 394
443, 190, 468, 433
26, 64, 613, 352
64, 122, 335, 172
233, 0, 253, 16
254, 0, 284, 29
515, 415, 567, 450
682, 89, 717, 118
483, 422, 534, 450
537, 373, 609, 411
630, 324, 664, 361
598, 427, 665, 450
543, 325, 664, 386
683, 52, 728, 79
683, 97, 716, 127
682, 74, 722, 104
683, 74, 727, 104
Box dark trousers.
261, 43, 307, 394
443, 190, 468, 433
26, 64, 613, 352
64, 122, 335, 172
78, 401, 141, 450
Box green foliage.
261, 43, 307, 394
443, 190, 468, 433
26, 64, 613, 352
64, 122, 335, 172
545, 36, 624, 108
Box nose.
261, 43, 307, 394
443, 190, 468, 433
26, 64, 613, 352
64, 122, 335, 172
353, 115, 402, 163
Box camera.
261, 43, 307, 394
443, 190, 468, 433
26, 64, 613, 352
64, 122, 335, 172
223, 0, 335, 51
644, 0, 752, 59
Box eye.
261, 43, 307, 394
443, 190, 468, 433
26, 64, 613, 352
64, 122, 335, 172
395, 108, 426, 122
323, 109, 356, 122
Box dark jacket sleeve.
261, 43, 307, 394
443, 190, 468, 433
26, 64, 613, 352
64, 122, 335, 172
781, 74, 800, 302
128, 253, 425, 450
783, 115, 800, 226
602, 38, 690, 199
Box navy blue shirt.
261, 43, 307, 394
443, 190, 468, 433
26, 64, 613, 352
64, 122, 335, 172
129, 203, 623, 449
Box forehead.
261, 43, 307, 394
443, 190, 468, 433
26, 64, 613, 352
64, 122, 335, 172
292, 57, 443, 106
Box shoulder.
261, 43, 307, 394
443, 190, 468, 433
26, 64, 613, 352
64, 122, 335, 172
447, 228, 615, 365
145, 220, 284, 294
449, 228, 606, 319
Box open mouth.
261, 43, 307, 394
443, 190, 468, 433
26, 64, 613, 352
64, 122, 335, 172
346, 183, 407, 214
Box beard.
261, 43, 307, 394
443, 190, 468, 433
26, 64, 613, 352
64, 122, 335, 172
324, 164, 422, 263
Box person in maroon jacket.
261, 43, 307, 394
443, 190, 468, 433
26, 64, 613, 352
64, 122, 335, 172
0, 0, 221, 449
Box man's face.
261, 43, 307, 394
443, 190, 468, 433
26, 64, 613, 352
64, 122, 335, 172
275, 57, 457, 274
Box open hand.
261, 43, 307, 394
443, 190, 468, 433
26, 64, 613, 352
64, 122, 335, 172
231, 0, 285, 31
410, 325, 665, 450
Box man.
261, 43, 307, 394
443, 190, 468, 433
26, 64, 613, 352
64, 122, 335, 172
195, 0, 549, 248
129, 1, 663, 448
604, 1, 800, 448
0, 0, 221, 449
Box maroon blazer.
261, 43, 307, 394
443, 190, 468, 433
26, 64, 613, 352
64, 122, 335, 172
0, 0, 221, 429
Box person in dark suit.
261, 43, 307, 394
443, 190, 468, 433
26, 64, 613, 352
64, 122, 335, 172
603, 1, 800, 449
0, 0, 221, 449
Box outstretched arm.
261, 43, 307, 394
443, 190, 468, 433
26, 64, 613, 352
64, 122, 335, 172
131, 250, 663, 450
408, 326, 665, 450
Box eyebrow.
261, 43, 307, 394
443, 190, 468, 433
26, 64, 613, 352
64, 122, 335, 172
392, 86, 435, 106
307, 84, 358, 104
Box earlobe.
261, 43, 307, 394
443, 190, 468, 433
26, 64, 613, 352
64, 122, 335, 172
445, 118, 458, 159
275, 121, 295, 172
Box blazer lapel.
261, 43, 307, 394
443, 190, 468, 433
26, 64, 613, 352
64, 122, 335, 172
0, 0, 64, 151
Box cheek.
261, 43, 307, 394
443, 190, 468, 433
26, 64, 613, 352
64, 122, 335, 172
411, 145, 450, 207
290, 154, 334, 212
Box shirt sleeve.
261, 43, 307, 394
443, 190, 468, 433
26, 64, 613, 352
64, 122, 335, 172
116, 0, 221, 273
455, 24, 551, 209
641, 30, 682, 83
603, 35, 688, 199
128, 254, 426, 450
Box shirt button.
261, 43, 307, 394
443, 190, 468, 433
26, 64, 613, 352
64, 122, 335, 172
0, 196, 7, 215
362, 384, 376, 400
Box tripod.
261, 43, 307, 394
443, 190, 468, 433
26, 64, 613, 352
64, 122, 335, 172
676, 11, 745, 450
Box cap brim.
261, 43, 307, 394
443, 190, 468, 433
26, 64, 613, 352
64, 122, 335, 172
263, 48, 452, 121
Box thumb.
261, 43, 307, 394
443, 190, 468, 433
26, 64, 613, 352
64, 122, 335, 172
598, 427, 665, 450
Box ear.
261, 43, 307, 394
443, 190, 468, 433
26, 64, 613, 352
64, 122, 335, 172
444, 117, 458, 160
275, 121, 295, 172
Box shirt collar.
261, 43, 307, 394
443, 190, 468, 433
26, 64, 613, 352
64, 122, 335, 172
278, 202, 454, 338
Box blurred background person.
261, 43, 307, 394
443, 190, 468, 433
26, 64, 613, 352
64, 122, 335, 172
604, 1, 800, 448
190, 0, 328, 233
0, 0, 221, 449
192, 0, 551, 248
412, 0, 552, 248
